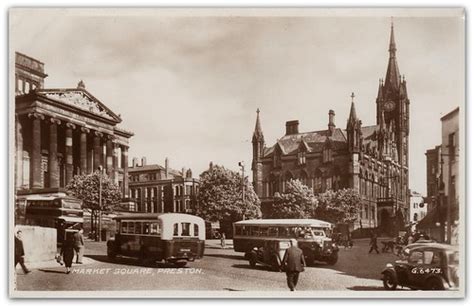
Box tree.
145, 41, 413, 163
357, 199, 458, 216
315, 188, 362, 224
197, 165, 261, 225
266, 179, 317, 219
66, 171, 122, 237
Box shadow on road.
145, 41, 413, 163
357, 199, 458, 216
38, 268, 68, 274
347, 286, 387, 291
85, 254, 190, 269
205, 253, 245, 261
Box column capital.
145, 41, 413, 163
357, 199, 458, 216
121, 145, 129, 152
105, 134, 116, 141
80, 127, 91, 134
94, 131, 103, 137
66, 122, 76, 130
28, 112, 45, 120
50, 117, 61, 125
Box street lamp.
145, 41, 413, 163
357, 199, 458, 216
238, 161, 245, 220
97, 165, 104, 242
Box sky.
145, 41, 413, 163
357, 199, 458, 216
10, 8, 464, 196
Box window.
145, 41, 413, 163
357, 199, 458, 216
408, 251, 424, 264
297, 152, 306, 165
121, 221, 128, 233
269, 227, 278, 237
127, 222, 135, 234
181, 223, 191, 236
173, 223, 179, 236
235, 226, 242, 235
150, 223, 160, 235
134, 222, 142, 234
143, 222, 150, 234
194, 224, 199, 237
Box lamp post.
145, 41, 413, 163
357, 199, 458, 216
97, 165, 104, 242
238, 161, 245, 220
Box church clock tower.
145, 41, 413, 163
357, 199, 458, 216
376, 21, 410, 168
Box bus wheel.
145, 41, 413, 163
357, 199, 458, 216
175, 261, 187, 268
107, 246, 116, 261
326, 253, 338, 265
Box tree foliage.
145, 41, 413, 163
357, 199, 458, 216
197, 165, 261, 222
66, 171, 122, 213
267, 179, 317, 219
314, 188, 362, 224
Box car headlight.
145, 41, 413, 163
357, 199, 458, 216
386, 263, 394, 268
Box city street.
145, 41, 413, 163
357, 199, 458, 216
15, 239, 400, 292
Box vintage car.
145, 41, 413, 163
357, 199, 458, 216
245, 239, 292, 272
381, 243, 459, 290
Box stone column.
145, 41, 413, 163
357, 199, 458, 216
80, 127, 90, 175
93, 132, 103, 170
121, 145, 129, 197
65, 122, 76, 184
48, 118, 61, 188
112, 143, 119, 183
28, 112, 44, 189
105, 136, 114, 178
15, 115, 23, 190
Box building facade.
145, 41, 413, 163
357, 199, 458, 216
128, 158, 199, 214
409, 191, 427, 232
419, 107, 459, 244
15, 52, 133, 199
252, 23, 410, 234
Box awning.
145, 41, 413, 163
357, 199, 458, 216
57, 216, 84, 223
417, 204, 457, 229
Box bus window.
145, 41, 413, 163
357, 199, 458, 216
173, 223, 179, 236
143, 222, 150, 235
135, 222, 142, 234
121, 221, 128, 233
194, 224, 199, 237
235, 226, 241, 236
269, 227, 278, 237
278, 227, 289, 237
181, 223, 191, 236
251, 226, 259, 236
126, 222, 134, 234
150, 223, 160, 235
260, 227, 269, 236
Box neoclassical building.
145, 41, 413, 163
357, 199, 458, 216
15, 52, 134, 199
252, 23, 410, 234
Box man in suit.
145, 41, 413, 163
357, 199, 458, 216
368, 232, 380, 254
282, 239, 306, 291
73, 228, 85, 264
15, 230, 30, 274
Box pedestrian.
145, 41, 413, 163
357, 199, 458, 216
368, 232, 379, 254
14, 230, 30, 274
73, 228, 85, 264
60, 231, 75, 274
407, 233, 414, 245
220, 232, 226, 249
282, 239, 306, 291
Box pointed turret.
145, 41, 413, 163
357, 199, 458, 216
252, 108, 264, 143
384, 20, 400, 93
347, 92, 359, 128
346, 92, 361, 154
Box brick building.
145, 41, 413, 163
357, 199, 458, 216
14, 52, 134, 199
252, 23, 410, 234
128, 157, 199, 214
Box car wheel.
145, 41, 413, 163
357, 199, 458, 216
326, 253, 338, 265
383, 272, 398, 290
107, 245, 116, 260
305, 252, 315, 266
426, 278, 445, 290
174, 261, 187, 268
271, 257, 281, 272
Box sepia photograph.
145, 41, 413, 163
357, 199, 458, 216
8, 7, 465, 298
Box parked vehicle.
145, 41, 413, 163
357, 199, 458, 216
246, 239, 291, 271
381, 243, 459, 290
233, 219, 338, 266
107, 213, 205, 267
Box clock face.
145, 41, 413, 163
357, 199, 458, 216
384, 100, 396, 111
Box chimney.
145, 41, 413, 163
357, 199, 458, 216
328, 110, 335, 135
141, 156, 147, 166
132, 157, 139, 167
165, 157, 169, 178
285, 120, 299, 135
182, 167, 186, 177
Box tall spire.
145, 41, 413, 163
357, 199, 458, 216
384, 19, 400, 92
252, 108, 264, 143
348, 92, 358, 124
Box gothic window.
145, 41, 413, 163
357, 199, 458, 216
323, 148, 333, 163
297, 151, 306, 165
325, 177, 332, 191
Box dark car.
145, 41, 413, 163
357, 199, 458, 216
246, 239, 292, 272
381, 243, 459, 290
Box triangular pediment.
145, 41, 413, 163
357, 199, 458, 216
37, 88, 122, 123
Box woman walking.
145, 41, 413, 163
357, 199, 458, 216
61, 231, 75, 274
